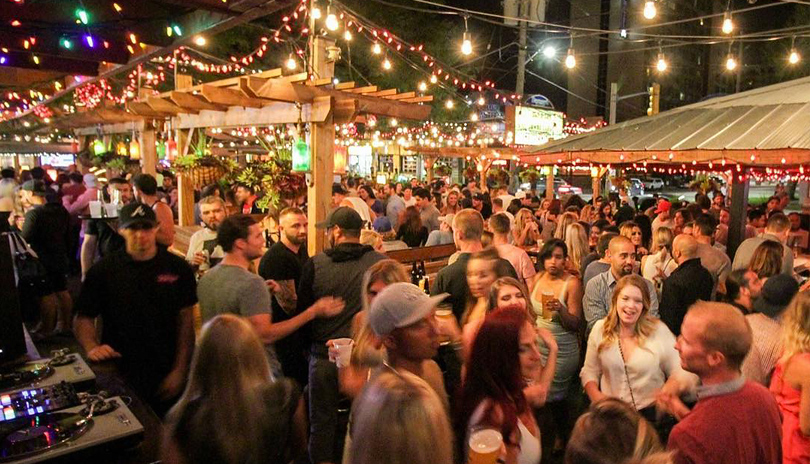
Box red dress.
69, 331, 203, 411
770, 353, 810, 464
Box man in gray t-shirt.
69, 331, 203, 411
197, 215, 344, 378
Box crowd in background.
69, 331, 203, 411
2, 162, 810, 464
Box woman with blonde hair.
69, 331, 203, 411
620, 221, 649, 258
349, 371, 453, 464
581, 275, 692, 439
565, 222, 589, 276
513, 208, 541, 247
554, 212, 579, 241
641, 227, 677, 297
580, 204, 595, 223
770, 291, 810, 463
163, 314, 306, 464
565, 398, 672, 464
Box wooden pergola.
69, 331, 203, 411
125, 36, 433, 253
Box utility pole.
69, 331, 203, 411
515, 0, 528, 96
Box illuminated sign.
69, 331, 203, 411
506, 105, 564, 146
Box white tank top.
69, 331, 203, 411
517, 418, 541, 464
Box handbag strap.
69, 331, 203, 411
617, 337, 638, 410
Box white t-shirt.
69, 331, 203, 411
342, 197, 374, 224
403, 196, 417, 208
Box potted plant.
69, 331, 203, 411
433, 163, 452, 178
174, 134, 236, 188
487, 167, 510, 188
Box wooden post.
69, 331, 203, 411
140, 127, 157, 176
424, 155, 435, 182
546, 167, 554, 199
727, 168, 749, 259
177, 173, 196, 226
592, 174, 600, 205
307, 35, 336, 256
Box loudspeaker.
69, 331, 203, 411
0, 232, 27, 364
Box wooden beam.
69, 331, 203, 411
280, 72, 309, 83
170, 91, 227, 112
335, 81, 356, 90
172, 98, 332, 129
368, 89, 398, 97
140, 129, 157, 176
346, 85, 377, 94
401, 96, 434, 104
254, 80, 318, 103
146, 96, 188, 115
160, 68, 283, 97
306, 78, 333, 87
73, 121, 145, 136
177, 173, 196, 227
386, 92, 416, 100
127, 101, 171, 118
200, 84, 264, 108
334, 99, 359, 124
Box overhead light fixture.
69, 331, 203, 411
286, 54, 297, 70
372, 43, 382, 54
311, 5, 322, 19
445, 99, 454, 109
382, 57, 392, 70
343, 30, 352, 41
429, 74, 438, 84
542, 45, 556, 58
656, 52, 667, 72
789, 48, 800, 64
470, 113, 479, 122
725, 54, 737, 71
461, 32, 472, 56
325, 7, 339, 31
194, 36, 207, 46
565, 48, 576, 69
643, 1, 656, 19
722, 12, 733, 34
418, 81, 427, 92
477, 96, 486, 105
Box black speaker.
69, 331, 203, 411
0, 233, 26, 364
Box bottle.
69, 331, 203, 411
411, 262, 420, 285
419, 261, 429, 293
97, 189, 107, 218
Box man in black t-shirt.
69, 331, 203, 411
20, 180, 72, 334
258, 207, 310, 386
80, 178, 133, 279
74, 202, 196, 416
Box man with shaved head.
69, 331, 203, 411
583, 235, 659, 333
663, 303, 782, 464
659, 234, 714, 335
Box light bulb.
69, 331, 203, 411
643, 1, 656, 19
390, 118, 398, 126
343, 30, 352, 41
382, 58, 391, 70
325, 11, 339, 31
418, 81, 427, 92
789, 49, 800, 64
194, 36, 207, 46
445, 99, 454, 109
725, 55, 737, 71
461, 32, 472, 56
477, 97, 485, 105
430, 74, 438, 84
311, 7, 321, 19
565, 49, 576, 69
470, 113, 479, 122
286, 55, 297, 70
722, 14, 733, 34
542, 45, 556, 58
372, 43, 382, 54
656, 54, 667, 72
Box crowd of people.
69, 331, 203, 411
2, 162, 810, 464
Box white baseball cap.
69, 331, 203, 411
368, 283, 449, 337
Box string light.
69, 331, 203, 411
643, 1, 656, 19
343, 30, 352, 41
75, 8, 89, 24
85, 34, 95, 48
565, 48, 576, 69
311, 5, 322, 19
656, 52, 667, 72
194, 36, 207, 46
470, 113, 479, 122
372, 42, 382, 54
418, 81, 427, 92
542, 45, 556, 58
445, 99, 454, 109
325, 6, 339, 31
113, 3, 122, 12
60, 37, 73, 49
722, 12, 733, 34
725, 54, 737, 71
461, 16, 472, 56
429, 74, 438, 84
789, 49, 800, 64
477, 96, 486, 105
382, 57, 392, 70
286, 54, 297, 70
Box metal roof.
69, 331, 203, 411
529, 75, 810, 154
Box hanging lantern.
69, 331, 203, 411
129, 139, 140, 160
92, 139, 105, 156
334, 146, 347, 173
156, 140, 166, 159
292, 137, 311, 172
116, 141, 127, 156
167, 139, 177, 160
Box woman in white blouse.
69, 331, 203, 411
580, 274, 693, 436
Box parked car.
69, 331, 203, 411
520, 178, 583, 196
610, 178, 645, 196
647, 178, 665, 190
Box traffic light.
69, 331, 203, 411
647, 83, 660, 116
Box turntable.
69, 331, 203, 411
0, 350, 95, 393
0, 393, 143, 463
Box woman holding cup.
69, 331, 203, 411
460, 308, 544, 464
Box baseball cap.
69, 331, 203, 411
332, 183, 348, 196
316, 206, 364, 230
472, 192, 484, 201
373, 216, 393, 233
654, 199, 672, 214
21, 180, 47, 196
118, 202, 158, 229
368, 283, 449, 337
439, 213, 455, 228
83, 173, 98, 188
753, 274, 799, 318
515, 190, 527, 200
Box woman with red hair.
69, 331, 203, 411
460, 308, 543, 464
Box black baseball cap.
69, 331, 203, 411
332, 183, 348, 196
21, 180, 47, 196
316, 206, 364, 230
753, 274, 799, 318
119, 202, 158, 229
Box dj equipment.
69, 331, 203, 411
0, 395, 143, 463
0, 233, 26, 364
0, 383, 80, 423
0, 351, 95, 393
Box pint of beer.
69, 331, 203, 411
541, 291, 556, 319
435, 307, 455, 345
468, 428, 502, 464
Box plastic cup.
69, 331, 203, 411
331, 338, 353, 368
104, 203, 118, 218
435, 308, 454, 345
88, 201, 102, 218
468, 428, 502, 464
541, 291, 556, 319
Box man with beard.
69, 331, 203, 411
186, 195, 228, 275
583, 235, 659, 333
258, 207, 311, 386
297, 206, 386, 464
382, 182, 405, 230
198, 214, 344, 378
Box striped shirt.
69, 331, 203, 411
583, 270, 660, 333
741, 313, 783, 386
